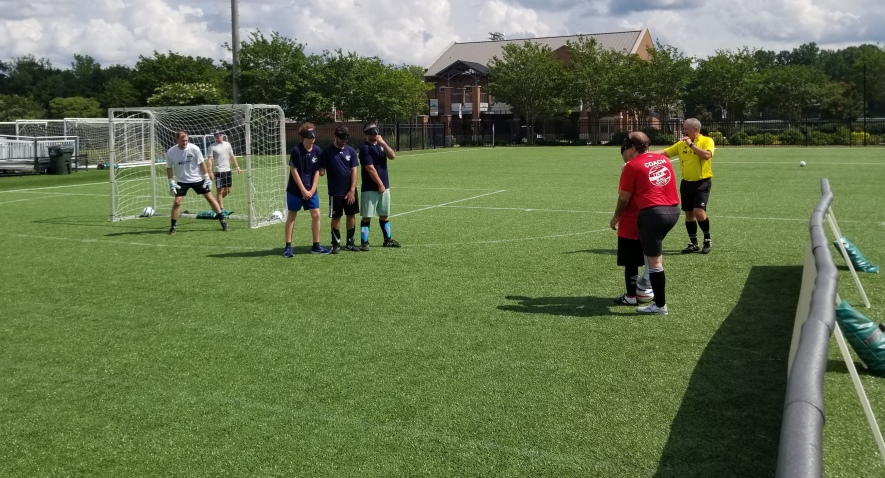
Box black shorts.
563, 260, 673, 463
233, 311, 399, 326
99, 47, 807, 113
328, 195, 359, 218
638, 206, 680, 256
617, 236, 645, 267
680, 179, 712, 211
175, 182, 210, 197
215, 171, 232, 189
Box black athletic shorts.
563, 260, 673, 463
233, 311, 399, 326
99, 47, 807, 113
328, 195, 359, 218
617, 236, 645, 267
214, 171, 232, 189
680, 178, 712, 211
176, 181, 210, 197
638, 205, 680, 256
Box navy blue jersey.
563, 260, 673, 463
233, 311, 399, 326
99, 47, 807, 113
287, 143, 322, 194
320, 144, 359, 197
359, 141, 389, 192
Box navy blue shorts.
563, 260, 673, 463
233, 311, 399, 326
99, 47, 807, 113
287, 192, 320, 211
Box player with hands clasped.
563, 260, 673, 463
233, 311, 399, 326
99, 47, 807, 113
320, 126, 360, 254
165, 130, 228, 235
206, 130, 241, 212
611, 132, 681, 315
283, 123, 330, 257
358, 123, 400, 250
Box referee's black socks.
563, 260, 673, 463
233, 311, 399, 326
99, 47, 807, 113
685, 221, 698, 244
698, 218, 711, 240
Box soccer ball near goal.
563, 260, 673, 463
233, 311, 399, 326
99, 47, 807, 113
270, 210, 284, 221
141, 207, 155, 217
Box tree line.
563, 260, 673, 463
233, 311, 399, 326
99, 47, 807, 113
0, 30, 431, 123
2, 31, 884, 128
488, 39, 885, 129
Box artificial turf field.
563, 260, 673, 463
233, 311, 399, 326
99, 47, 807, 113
1, 146, 883, 477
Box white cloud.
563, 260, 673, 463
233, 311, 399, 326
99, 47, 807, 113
0, 0, 882, 70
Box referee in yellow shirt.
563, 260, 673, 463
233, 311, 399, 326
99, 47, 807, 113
651, 118, 715, 254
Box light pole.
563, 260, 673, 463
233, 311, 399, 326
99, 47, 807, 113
231, 0, 240, 104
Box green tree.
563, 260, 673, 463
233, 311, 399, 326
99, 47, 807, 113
635, 42, 693, 127
100, 77, 139, 109
0, 94, 45, 121
70, 54, 102, 97
488, 41, 567, 144
757, 65, 829, 122
694, 48, 760, 120
565, 35, 631, 141
48, 96, 103, 118
147, 83, 226, 106
133, 51, 225, 105
229, 30, 322, 120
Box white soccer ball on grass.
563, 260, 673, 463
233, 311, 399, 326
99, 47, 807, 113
636, 288, 654, 303
141, 206, 155, 217
799, 161, 806, 167
270, 210, 284, 221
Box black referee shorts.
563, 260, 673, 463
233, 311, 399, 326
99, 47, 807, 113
638, 206, 680, 256
680, 178, 712, 211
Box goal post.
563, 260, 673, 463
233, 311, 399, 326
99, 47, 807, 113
108, 104, 287, 228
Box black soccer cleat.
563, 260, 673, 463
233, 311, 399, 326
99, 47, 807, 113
359, 241, 370, 252
330, 244, 340, 254
681, 243, 700, 254
345, 242, 360, 252
383, 238, 401, 248
701, 239, 712, 254
220, 219, 229, 232
168, 226, 177, 235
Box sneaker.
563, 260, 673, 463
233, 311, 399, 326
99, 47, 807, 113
383, 238, 401, 248
360, 241, 370, 252
345, 242, 360, 252
220, 219, 229, 232
636, 275, 652, 290
701, 239, 712, 254
331, 244, 340, 254
282, 246, 294, 258
168, 226, 177, 235
681, 243, 700, 254
637, 303, 669, 315
613, 294, 638, 305
311, 244, 331, 255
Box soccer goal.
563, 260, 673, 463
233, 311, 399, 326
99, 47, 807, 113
108, 104, 287, 228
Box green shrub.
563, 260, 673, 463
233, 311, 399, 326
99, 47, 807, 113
708, 131, 728, 146
729, 131, 751, 145
779, 129, 804, 145
749, 133, 780, 145
806, 130, 832, 145
831, 127, 851, 145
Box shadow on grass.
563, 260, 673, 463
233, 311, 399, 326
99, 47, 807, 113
563, 249, 683, 256
654, 265, 801, 478
209, 247, 310, 258
498, 295, 636, 317
33, 215, 118, 228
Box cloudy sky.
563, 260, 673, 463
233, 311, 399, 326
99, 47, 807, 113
1, 0, 883, 70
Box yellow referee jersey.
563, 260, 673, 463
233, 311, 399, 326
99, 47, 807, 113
663, 134, 715, 181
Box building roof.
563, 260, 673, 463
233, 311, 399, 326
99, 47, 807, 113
425, 29, 650, 78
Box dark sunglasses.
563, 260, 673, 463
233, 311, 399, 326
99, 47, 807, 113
621, 137, 633, 154
300, 130, 316, 139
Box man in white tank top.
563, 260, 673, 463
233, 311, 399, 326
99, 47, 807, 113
207, 130, 241, 211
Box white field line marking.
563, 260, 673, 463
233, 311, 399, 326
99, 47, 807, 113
714, 161, 885, 165
17, 191, 106, 197
395, 203, 839, 222
404, 228, 612, 247
395, 186, 505, 191
390, 190, 506, 218
2, 233, 255, 250
0, 181, 107, 194
399, 148, 483, 157
0, 196, 66, 206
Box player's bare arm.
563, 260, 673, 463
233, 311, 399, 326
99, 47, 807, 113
231, 152, 242, 174
346, 166, 358, 204
610, 190, 632, 230
309, 170, 320, 197
291, 166, 311, 200
376, 135, 396, 159
364, 164, 386, 193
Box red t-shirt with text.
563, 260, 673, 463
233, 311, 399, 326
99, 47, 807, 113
618, 152, 680, 210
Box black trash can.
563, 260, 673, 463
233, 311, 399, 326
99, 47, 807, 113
48, 145, 73, 175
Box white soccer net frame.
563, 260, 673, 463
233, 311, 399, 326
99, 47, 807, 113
108, 104, 287, 228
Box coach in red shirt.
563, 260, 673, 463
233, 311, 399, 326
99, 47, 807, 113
610, 132, 681, 315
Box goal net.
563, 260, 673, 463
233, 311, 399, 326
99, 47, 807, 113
108, 104, 287, 228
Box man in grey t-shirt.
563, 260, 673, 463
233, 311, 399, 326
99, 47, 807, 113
166, 130, 228, 234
